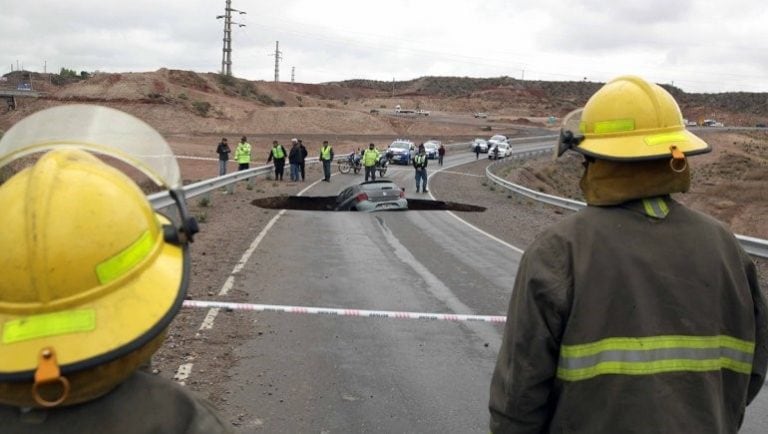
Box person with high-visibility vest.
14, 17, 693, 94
0, 105, 231, 433
319, 140, 334, 182
362, 142, 380, 182
267, 140, 287, 181
234, 136, 251, 171
488, 76, 768, 433
413, 144, 428, 193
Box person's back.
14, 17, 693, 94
498, 199, 764, 432
489, 76, 767, 434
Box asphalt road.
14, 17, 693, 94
210, 147, 768, 433
217, 153, 520, 432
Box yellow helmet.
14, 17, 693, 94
555, 75, 711, 161
0, 105, 195, 407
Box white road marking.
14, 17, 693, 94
176, 177, 324, 383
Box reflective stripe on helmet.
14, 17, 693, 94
557, 335, 755, 382
584, 119, 635, 134
2, 309, 96, 344
644, 132, 689, 147
96, 230, 154, 284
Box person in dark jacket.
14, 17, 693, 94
0, 105, 231, 433
489, 76, 768, 433
267, 140, 287, 181
298, 139, 308, 181
437, 143, 445, 166
288, 139, 301, 182
215, 137, 230, 176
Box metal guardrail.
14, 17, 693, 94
487, 145, 768, 259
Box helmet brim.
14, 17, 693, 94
575, 128, 712, 161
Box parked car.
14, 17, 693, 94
334, 181, 407, 212
488, 134, 508, 149
683, 118, 697, 126
423, 140, 440, 159
474, 112, 488, 119
702, 119, 724, 127
471, 138, 489, 153
488, 142, 510, 159
388, 139, 415, 165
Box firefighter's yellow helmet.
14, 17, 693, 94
556, 75, 711, 161
0, 105, 195, 407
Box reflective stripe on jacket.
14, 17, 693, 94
489, 197, 768, 434
363, 149, 379, 167
234, 142, 251, 163
414, 154, 427, 168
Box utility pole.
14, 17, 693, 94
291, 67, 295, 83
392, 78, 395, 97
271, 41, 282, 82
216, 0, 246, 76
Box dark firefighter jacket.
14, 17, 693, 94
0, 371, 232, 433
489, 197, 768, 434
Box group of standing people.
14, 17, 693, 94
216, 136, 253, 174
215, 137, 310, 182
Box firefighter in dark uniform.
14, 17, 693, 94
489, 76, 768, 433
0, 106, 231, 433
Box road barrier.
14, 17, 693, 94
488, 146, 768, 259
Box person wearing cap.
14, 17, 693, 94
362, 143, 380, 182
319, 140, 334, 182
234, 136, 251, 171
215, 137, 230, 176
267, 140, 287, 181
0, 105, 231, 433
488, 76, 767, 433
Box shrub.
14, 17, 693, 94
217, 73, 235, 87
178, 92, 188, 100
192, 101, 211, 116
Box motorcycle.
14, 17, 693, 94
338, 152, 362, 174
376, 151, 392, 177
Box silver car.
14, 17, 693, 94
334, 181, 408, 212
471, 138, 489, 153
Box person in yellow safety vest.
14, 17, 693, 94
362, 142, 380, 182
266, 140, 287, 181
234, 136, 251, 171
413, 144, 428, 193
489, 76, 768, 433
0, 105, 232, 433
319, 140, 334, 182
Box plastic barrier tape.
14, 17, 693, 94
183, 300, 506, 323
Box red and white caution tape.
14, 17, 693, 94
183, 300, 506, 323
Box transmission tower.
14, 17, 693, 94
216, 0, 246, 76
271, 41, 283, 82
291, 67, 295, 83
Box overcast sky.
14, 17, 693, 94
2, 0, 766, 93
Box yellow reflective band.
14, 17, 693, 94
644, 132, 688, 147
95, 230, 154, 284
557, 358, 753, 382
561, 335, 755, 358
592, 119, 635, 134
642, 198, 670, 219
2, 309, 96, 344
